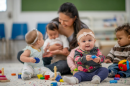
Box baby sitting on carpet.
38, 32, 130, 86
63, 29, 108, 84
20, 29, 60, 80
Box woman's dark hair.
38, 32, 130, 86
46, 22, 58, 31
53, 2, 85, 50
115, 23, 130, 35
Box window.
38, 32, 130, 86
0, 0, 7, 12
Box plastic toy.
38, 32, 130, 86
72, 68, 78, 75
11, 73, 16, 76
18, 74, 21, 79
115, 74, 120, 78
114, 77, 120, 80
37, 74, 43, 79
49, 66, 57, 81
45, 75, 50, 80
59, 79, 64, 82
34, 57, 40, 63
55, 75, 62, 82
0, 68, 10, 82
91, 55, 97, 59
118, 60, 130, 71
110, 80, 117, 83
51, 82, 57, 86
40, 77, 44, 79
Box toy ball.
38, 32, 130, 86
91, 55, 97, 59
118, 60, 129, 71
34, 57, 40, 63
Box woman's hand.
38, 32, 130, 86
43, 52, 53, 57
49, 43, 63, 51
30, 57, 36, 63
104, 59, 112, 63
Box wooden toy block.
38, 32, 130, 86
0, 67, 10, 82
49, 66, 57, 81
59, 79, 64, 82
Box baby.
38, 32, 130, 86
43, 22, 69, 63
63, 29, 108, 84
20, 29, 60, 80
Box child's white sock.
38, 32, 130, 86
63, 76, 79, 85
22, 70, 31, 80
91, 75, 101, 84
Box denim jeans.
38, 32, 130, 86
108, 63, 130, 78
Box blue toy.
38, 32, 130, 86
34, 57, 40, 63
110, 80, 117, 83
51, 82, 57, 86
91, 55, 97, 59
55, 75, 62, 82
114, 77, 120, 80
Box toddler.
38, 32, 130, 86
105, 24, 130, 78
63, 29, 108, 84
20, 29, 60, 80
43, 22, 69, 63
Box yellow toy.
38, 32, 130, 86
118, 60, 129, 71
37, 74, 43, 79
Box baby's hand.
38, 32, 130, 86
93, 56, 101, 63
104, 59, 112, 63
86, 55, 93, 61
29, 57, 36, 63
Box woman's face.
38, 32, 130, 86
59, 13, 76, 28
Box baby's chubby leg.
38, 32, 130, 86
41, 67, 61, 78
21, 65, 34, 80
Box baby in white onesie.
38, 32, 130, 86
43, 22, 69, 63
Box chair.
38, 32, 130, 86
0, 24, 6, 59
37, 23, 48, 39
9, 23, 28, 59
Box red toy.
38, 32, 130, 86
45, 75, 50, 80
118, 60, 129, 71
115, 74, 120, 78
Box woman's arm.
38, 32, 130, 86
20, 50, 36, 63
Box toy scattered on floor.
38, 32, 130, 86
11, 73, 16, 76
91, 55, 97, 59
34, 57, 40, 63
115, 74, 120, 78
18, 73, 22, 79
40, 77, 44, 80
0, 67, 10, 82
49, 66, 57, 81
51, 82, 58, 86
118, 60, 129, 71
59, 79, 64, 82
110, 80, 117, 83
37, 74, 43, 79
114, 77, 120, 80
45, 75, 50, 80
55, 75, 62, 82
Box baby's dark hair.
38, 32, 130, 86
46, 22, 58, 31
115, 23, 130, 35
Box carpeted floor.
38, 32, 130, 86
0, 63, 130, 86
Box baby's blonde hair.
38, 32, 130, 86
25, 30, 41, 45
76, 29, 95, 41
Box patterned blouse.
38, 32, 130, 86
74, 47, 105, 73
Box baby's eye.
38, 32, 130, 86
83, 40, 86, 42
88, 40, 91, 42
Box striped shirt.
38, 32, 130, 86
106, 43, 130, 63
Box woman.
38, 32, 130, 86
17, 2, 88, 75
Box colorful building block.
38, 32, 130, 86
51, 82, 57, 86
37, 74, 43, 79
59, 79, 64, 82
45, 75, 50, 80
55, 75, 62, 82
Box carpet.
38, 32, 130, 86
0, 63, 130, 86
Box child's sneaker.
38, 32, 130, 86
108, 69, 115, 77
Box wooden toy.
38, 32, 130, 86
49, 66, 57, 81
45, 75, 50, 80
55, 75, 62, 82
37, 74, 43, 79
11, 73, 16, 76
0, 68, 10, 82
59, 79, 64, 82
